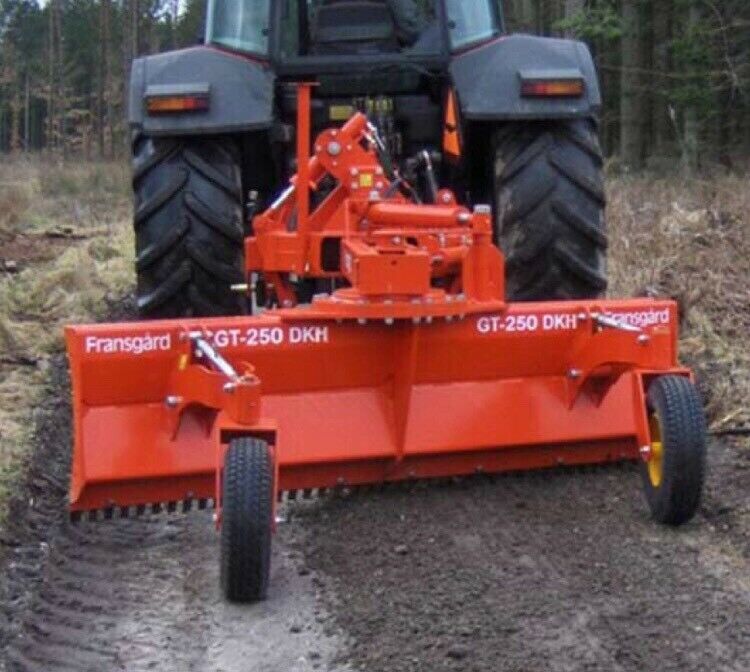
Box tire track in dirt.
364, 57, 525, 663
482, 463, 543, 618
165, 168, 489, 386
5, 509, 347, 672
0, 358, 347, 672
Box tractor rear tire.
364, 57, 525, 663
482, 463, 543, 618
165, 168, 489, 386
221, 437, 274, 603
493, 120, 608, 301
132, 133, 246, 318
641, 376, 707, 526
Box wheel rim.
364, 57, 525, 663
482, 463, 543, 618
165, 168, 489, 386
648, 414, 664, 488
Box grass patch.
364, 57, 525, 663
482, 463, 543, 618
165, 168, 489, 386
608, 175, 750, 429
0, 157, 133, 517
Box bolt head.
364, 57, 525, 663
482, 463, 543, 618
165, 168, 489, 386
327, 141, 342, 156
637, 334, 651, 345
567, 368, 582, 380
165, 395, 181, 408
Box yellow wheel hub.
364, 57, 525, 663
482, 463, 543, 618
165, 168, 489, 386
648, 414, 664, 488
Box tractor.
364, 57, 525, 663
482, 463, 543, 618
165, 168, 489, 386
130, 0, 607, 318
64, 6, 706, 603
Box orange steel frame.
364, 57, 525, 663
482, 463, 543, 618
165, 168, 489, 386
65, 84, 691, 521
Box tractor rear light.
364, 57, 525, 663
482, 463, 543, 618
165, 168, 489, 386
521, 79, 584, 98
146, 94, 210, 114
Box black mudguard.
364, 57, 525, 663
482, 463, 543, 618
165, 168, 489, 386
129, 46, 275, 136
450, 34, 601, 121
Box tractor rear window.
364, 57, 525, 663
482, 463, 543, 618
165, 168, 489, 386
445, 0, 500, 50
207, 0, 271, 55
281, 0, 441, 58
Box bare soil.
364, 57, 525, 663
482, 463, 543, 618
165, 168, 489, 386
0, 354, 748, 671
0, 358, 348, 672
295, 439, 750, 672
0, 234, 70, 269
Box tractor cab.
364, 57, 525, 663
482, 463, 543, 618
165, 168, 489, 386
204, 1, 504, 209
205, 0, 505, 64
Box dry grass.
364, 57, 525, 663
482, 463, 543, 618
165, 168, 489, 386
608, 175, 750, 429
0, 157, 132, 505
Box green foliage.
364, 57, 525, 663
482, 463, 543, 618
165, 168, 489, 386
554, 2, 623, 42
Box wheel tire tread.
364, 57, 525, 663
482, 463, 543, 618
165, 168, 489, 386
221, 437, 273, 603
642, 376, 707, 526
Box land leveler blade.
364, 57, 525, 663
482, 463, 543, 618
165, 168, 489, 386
65, 84, 706, 602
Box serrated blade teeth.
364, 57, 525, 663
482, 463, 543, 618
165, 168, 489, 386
69, 497, 216, 523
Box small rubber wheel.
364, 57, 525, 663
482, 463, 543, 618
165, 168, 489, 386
221, 437, 274, 602
641, 376, 707, 526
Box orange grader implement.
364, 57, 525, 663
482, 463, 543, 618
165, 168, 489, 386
65, 84, 706, 602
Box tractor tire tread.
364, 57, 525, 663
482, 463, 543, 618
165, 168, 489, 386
184, 146, 243, 200
501, 132, 554, 183
132, 139, 179, 185
552, 200, 609, 248
135, 218, 190, 272
134, 168, 188, 228
132, 136, 246, 318
547, 152, 606, 205
553, 240, 608, 290
136, 260, 192, 314
186, 239, 245, 284
494, 119, 608, 301
185, 190, 244, 243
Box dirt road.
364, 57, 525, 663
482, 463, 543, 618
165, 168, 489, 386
1, 360, 749, 672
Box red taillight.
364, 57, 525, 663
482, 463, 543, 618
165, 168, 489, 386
146, 95, 210, 114
521, 79, 585, 98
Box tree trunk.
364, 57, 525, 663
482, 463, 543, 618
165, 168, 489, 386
518, 0, 538, 32
97, 0, 106, 157
10, 87, 21, 154
104, 0, 115, 157
47, 5, 55, 151
620, 0, 642, 170
23, 76, 30, 153
651, 0, 672, 157
682, 2, 701, 173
